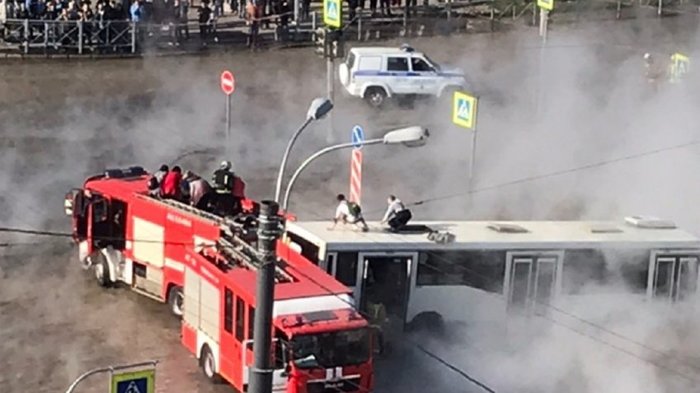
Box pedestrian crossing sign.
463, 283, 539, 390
324, 0, 342, 28
537, 0, 554, 10
670, 52, 690, 83
452, 91, 478, 129
111, 369, 155, 393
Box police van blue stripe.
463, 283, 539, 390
353, 70, 463, 78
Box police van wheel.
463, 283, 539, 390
201, 345, 222, 384
365, 87, 387, 108
168, 286, 184, 318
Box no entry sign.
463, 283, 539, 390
220, 70, 235, 96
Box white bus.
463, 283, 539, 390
285, 217, 700, 332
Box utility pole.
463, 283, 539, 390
249, 201, 282, 393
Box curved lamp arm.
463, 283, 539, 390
274, 117, 313, 202
282, 138, 383, 211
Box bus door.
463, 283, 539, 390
505, 251, 563, 315
358, 252, 416, 327
649, 252, 700, 302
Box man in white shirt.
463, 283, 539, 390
381, 195, 412, 232
330, 194, 369, 232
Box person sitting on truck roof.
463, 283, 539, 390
184, 170, 213, 210
161, 166, 183, 200
330, 194, 369, 232
381, 194, 412, 232
148, 164, 169, 197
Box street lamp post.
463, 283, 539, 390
282, 126, 430, 211
274, 98, 334, 203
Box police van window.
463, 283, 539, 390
335, 252, 359, 286
224, 288, 234, 333
358, 56, 382, 71
411, 58, 433, 72
346, 52, 356, 69
387, 57, 409, 72
235, 296, 245, 341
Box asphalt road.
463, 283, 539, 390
2, 15, 700, 393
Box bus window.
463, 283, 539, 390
235, 296, 245, 341
286, 232, 320, 264
416, 250, 505, 293
562, 249, 607, 294
604, 249, 650, 294
336, 252, 359, 286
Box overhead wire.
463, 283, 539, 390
357, 138, 700, 215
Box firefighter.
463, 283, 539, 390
212, 160, 246, 216
381, 194, 412, 232
148, 164, 169, 197
330, 194, 369, 232
161, 166, 183, 200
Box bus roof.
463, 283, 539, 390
287, 219, 700, 251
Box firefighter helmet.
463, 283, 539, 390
220, 160, 232, 170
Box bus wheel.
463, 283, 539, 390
407, 312, 445, 337
200, 345, 222, 384
168, 286, 184, 318
93, 255, 111, 288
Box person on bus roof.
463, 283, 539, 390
161, 166, 183, 200
148, 164, 169, 197
381, 194, 412, 232
330, 194, 369, 232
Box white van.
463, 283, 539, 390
338, 45, 468, 108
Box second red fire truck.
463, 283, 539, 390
64, 166, 375, 393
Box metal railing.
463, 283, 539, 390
0, 19, 194, 54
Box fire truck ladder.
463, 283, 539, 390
153, 197, 223, 223
217, 237, 294, 283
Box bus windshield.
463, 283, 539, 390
291, 328, 370, 369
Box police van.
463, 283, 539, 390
338, 45, 468, 108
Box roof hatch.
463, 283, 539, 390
624, 216, 676, 229
487, 223, 529, 233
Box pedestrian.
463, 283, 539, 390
161, 165, 183, 200
330, 194, 369, 232
148, 164, 169, 197
198, 0, 212, 45
381, 194, 412, 232
245, 0, 259, 49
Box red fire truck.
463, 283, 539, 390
64, 166, 375, 392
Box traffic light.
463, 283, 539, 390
315, 27, 327, 57
329, 29, 344, 58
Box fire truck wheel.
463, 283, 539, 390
168, 286, 184, 317
93, 255, 112, 288
200, 345, 222, 383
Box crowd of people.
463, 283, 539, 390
148, 160, 248, 217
